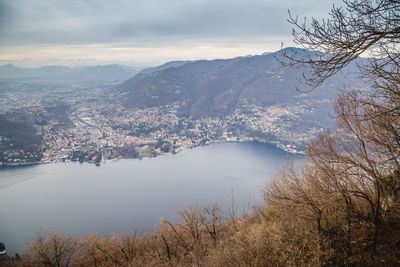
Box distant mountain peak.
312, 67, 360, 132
0, 64, 19, 69
280, 47, 305, 52
279, 47, 320, 58
0, 64, 141, 82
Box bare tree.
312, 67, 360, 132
265, 1, 400, 265
287, 0, 400, 88
24, 231, 78, 267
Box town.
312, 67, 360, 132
0, 81, 329, 166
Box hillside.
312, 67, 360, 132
0, 116, 43, 164
119, 48, 364, 118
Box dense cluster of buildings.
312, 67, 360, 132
37, 101, 316, 165
0, 83, 326, 166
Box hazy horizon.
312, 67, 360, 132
0, 0, 341, 67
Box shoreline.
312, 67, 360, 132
0, 161, 43, 168
0, 140, 304, 169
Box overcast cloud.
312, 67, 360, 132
0, 0, 342, 66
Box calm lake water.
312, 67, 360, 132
0, 142, 299, 254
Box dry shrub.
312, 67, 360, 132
23, 231, 78, 267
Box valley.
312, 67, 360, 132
0, 48, 358, 166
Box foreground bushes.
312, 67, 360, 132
3, 184, 398, 267
3, 208, 320, 266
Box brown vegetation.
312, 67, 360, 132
1, 204, 331, 267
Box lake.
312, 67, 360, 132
0, 142, 299, 254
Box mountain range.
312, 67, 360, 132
118, 47, 365, 118
0, 64, 141, 82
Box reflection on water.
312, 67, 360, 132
0, 166, 47, 189
0, 142, 299, 254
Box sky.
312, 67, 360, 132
0, 0, 341, 67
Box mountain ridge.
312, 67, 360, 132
118, 48, 362, 118
0, 64, 141, 82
